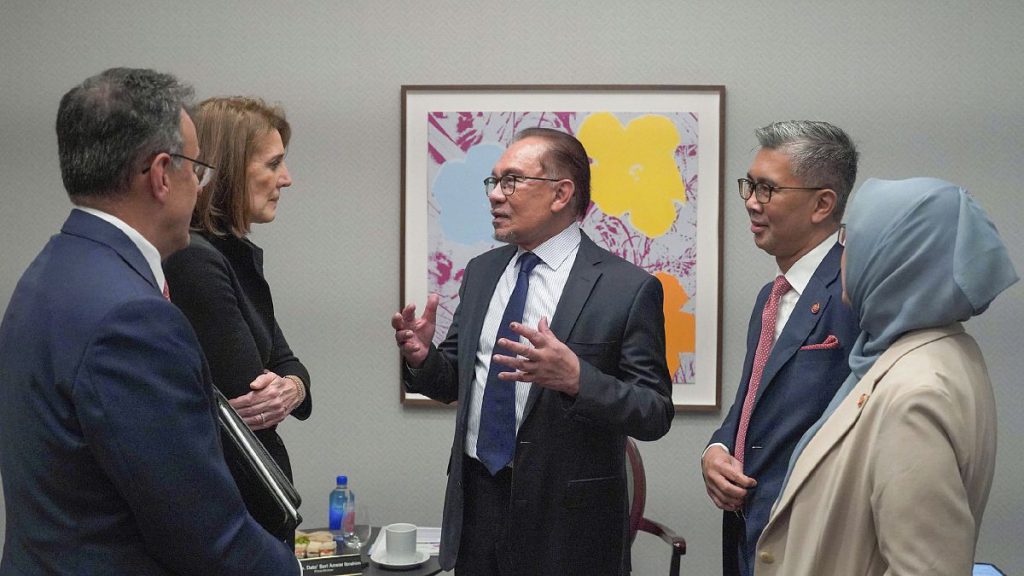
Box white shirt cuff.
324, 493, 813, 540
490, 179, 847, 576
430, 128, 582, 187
702, 442, 730, 462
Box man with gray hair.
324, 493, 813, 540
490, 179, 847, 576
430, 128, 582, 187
0, 68, 298, 575
701, 121, 861, 576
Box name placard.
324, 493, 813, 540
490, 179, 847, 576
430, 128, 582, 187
299, 552, 363, 575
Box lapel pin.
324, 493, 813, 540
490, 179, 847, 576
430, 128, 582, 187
810, 302, 821, 314
857, 393, 869, 408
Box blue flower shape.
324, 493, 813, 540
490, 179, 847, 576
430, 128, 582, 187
432, 144, 504, 245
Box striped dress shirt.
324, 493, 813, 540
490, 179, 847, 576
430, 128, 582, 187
464, 223, 582, 460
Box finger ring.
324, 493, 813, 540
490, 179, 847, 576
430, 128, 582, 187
259, 413, 265, 425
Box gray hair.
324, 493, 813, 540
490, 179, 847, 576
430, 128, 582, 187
56, 67, 195, 199
755, 120, 859, 221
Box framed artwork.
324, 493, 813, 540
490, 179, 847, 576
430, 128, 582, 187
400, 85, 724, 411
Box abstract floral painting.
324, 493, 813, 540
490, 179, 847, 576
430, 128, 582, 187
402, 87, 723, 409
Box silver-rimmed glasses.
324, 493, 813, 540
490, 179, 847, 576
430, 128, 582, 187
143, 152, 216, 189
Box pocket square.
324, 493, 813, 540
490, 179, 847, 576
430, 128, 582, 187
800, 334, 840, 350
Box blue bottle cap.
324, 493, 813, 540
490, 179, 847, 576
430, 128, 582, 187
336, 475, 348, 486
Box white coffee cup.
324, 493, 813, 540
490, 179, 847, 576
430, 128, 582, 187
384, 522, 417, 564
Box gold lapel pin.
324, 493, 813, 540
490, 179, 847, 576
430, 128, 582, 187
857, 393, 869, 408
810, 302, 821, 314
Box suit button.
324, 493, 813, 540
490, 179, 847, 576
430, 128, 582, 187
759, 551, 775, 564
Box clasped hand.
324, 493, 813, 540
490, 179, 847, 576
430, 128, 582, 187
228, 371, 298, 431
701, 445, 757, 512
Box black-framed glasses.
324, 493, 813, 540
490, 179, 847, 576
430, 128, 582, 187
143, 153, 216, 188
838, 223, 847, 246
738, 178, 826, 204
484, 174, 563, 197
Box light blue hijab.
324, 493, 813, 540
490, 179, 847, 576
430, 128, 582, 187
783, 177, 1018, 489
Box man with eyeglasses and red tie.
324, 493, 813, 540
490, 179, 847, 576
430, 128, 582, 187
392, 127, 673, 575
0, 68, 299, 575
701, 121, 861, 576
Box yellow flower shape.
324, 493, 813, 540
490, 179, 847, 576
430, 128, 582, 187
655, 272, 695, 378
577, 112, 686, 238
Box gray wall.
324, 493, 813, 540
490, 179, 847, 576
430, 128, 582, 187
2, 1, 1022, 573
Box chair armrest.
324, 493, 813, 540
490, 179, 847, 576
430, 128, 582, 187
638, 517, 687, 554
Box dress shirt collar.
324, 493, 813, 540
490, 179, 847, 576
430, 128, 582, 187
777, 230, 840, 296
515, 222, 582, 271
74, 206, 166, 290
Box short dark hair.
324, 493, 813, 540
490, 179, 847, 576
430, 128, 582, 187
56, 67, 194, 199
513, 127, 591, 219
755, 120, 859, 221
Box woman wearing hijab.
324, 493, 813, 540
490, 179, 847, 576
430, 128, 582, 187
164, 97, 310, 544
754, 177, 1017, 575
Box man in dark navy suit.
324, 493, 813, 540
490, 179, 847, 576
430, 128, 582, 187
0, 68, 298, 575
702, 121, 861, 576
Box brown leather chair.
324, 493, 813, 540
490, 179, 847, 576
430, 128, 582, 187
626, 437, 687, 576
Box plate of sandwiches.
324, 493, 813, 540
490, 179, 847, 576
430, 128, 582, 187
294, 530, 339, 559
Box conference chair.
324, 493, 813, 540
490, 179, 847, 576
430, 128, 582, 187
626, 437, 687, 576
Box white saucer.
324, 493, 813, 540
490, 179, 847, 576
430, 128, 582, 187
370, 549, 430, 570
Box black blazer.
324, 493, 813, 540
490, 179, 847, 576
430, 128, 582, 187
165, 231, 311, 539
405, 233, 674, 575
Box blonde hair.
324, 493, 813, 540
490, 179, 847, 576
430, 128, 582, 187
192, 97, 291, 236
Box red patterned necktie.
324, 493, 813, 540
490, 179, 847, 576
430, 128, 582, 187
162, 281, 171, 301
734, 274, 791, 467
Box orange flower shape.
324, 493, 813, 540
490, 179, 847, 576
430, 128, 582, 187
655, 271, 695, 378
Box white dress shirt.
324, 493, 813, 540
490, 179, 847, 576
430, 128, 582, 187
464, 223, 582, 460
772, 231, 840, 342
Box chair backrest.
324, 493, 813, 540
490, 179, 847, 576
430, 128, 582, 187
625, 437, 646, 545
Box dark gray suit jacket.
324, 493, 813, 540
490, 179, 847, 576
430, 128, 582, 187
405, 232, 674, 575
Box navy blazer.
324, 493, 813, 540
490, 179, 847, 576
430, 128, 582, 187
708, 243, 858, 576
405, 233, 674, 575
0, 210, 297, 575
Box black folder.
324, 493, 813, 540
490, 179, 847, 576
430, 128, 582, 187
214, 387, 302, 537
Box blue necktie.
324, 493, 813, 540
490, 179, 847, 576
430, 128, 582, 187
477, 252, 541, 475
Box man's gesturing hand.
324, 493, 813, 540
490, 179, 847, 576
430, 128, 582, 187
391, 293, 439, 368
492, 317, 581, 396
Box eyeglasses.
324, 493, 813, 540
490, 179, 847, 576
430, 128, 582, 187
484, 174, 563, 197
143, 153, 216, 189
738, 178, 826, 204
838, 223, 847, 246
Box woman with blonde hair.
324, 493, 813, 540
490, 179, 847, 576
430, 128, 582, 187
165, 97, 310, 543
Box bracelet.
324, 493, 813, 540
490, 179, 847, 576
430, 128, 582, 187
285, 375, 305, 409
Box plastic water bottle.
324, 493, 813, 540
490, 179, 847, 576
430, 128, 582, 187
328, 475, 350, 533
